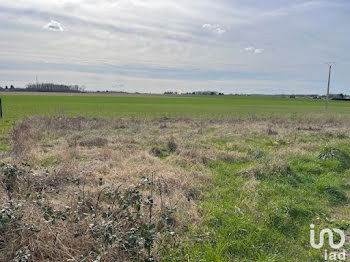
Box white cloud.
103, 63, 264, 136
244, 46, 255, 52
254, 49, 264, 54
202, 24, 226, 35
43, 20, 64, 31
244, 46, 264, 54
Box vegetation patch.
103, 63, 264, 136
79, 137, 108, 147
0, 115, 349, 261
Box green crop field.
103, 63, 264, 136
1, 93, 349, 149
1, 93, 350, 130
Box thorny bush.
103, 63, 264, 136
0, 163, 177, 261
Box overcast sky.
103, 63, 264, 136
0, 0, 349, 94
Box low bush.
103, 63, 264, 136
79, 137, 108, 147
0, 163, 177, 261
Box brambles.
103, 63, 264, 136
13, 247, 32, 262
0, 162, 177, 261
1, 163, 32, 201
68, 177, 173, 261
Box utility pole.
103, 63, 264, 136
325, 62, 335, 111
0, 97, 2, 118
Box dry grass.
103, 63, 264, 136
1, 115, 350, 261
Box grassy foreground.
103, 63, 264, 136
1, 115, 349, 261
184, 136, 350, 261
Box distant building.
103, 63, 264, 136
180, 91, 223, 96
194, 91, 219, 95
332, 94, 350, 101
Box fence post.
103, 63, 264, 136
0, 97, 2, 118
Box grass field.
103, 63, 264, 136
0, 93, 350, 261
1, 93, 350, 145
2, 93, 350, 120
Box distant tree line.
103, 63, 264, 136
0, 85, 16, 91
26, 83, 84, 93
0, 83, 84, 93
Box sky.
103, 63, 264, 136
0, 0, 349, 94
